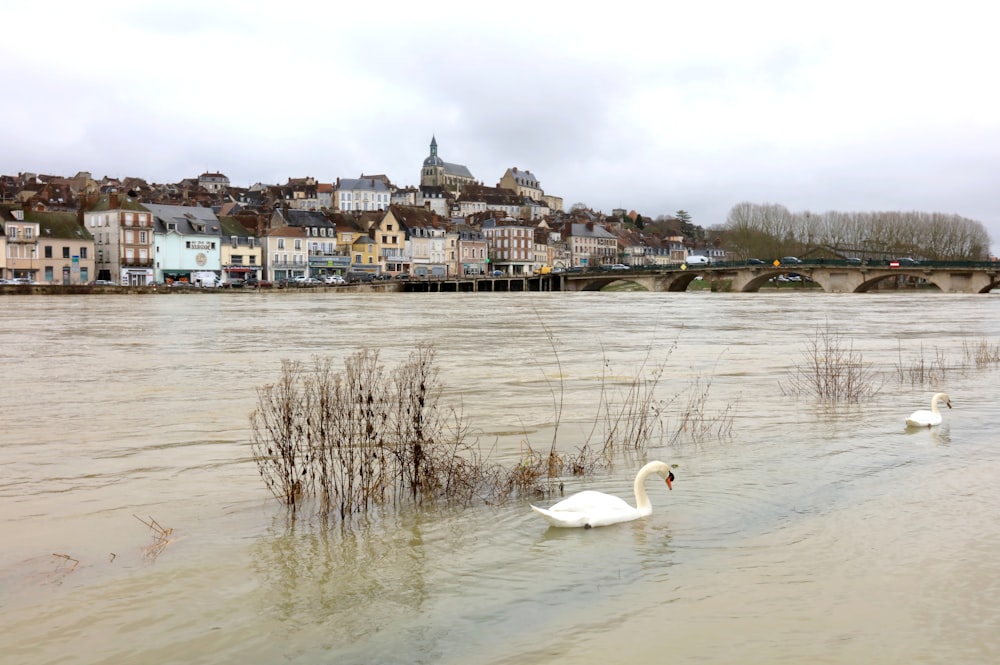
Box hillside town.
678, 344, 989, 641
0, 137, 713, 286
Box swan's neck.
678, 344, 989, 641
632, 462, 659, 516
931, 393, 944, 414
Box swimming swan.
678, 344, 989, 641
905, 392, 952, 428
530, 461, 675, 528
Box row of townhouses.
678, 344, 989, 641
2, 199, 710, 285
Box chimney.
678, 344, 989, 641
110, 192, 120, 208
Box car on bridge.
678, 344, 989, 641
603, 263, 630, 270
781, 256, 802, 264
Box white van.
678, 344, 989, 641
686, 255, 710, 265
192, 271, 221, 288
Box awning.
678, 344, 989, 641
226, 267, 251, 273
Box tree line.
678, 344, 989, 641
717, 202, 991, 261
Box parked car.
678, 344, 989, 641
346, 271, 375, 283
295, 277, 322, 286
89, 279, 116, 286
893, 257, 921, 266
746, 258, 766, 265
395, 272, 411, 280
492, 270, 503, 277
603, 263, 630, 270
846, 257, 862, 265
225, 278, 246, 288
781, 256, 802, 264
323, 274, 346, 285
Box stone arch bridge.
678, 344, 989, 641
557, 262, 1000, 294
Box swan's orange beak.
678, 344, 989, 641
665, 471, 674, 491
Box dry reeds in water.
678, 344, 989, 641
783, 323, 882, 402
962, 338, 1000, 368
134, 514, 174, 561
894, 341, 951, 386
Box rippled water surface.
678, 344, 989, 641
2, 291, 1000, 664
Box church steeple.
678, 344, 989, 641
429, 135, 438, 160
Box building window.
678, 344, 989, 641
45, 246, 53, 258
277, 239, 285, 250
63, 247, 70, 258
139, 231, 147, 244
80, 247, 87, 259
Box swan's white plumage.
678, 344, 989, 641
530, 461, 674, 528
905, 392, 952, 427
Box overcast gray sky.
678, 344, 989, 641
4, 0, 998, 254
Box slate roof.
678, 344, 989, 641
337, 178, 391, 192
145, 203, 222, 236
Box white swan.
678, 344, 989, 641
905, 392, 952, 427
530, 461, 675, 528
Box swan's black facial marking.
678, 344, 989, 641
585, 523, 593, 529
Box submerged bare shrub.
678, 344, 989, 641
252, 345, 484, 519
783, 323, 883, 402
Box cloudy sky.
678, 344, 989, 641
4, 0, 998, 253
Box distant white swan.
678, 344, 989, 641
530, 461, 675, 528
905, 392, 952, 428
